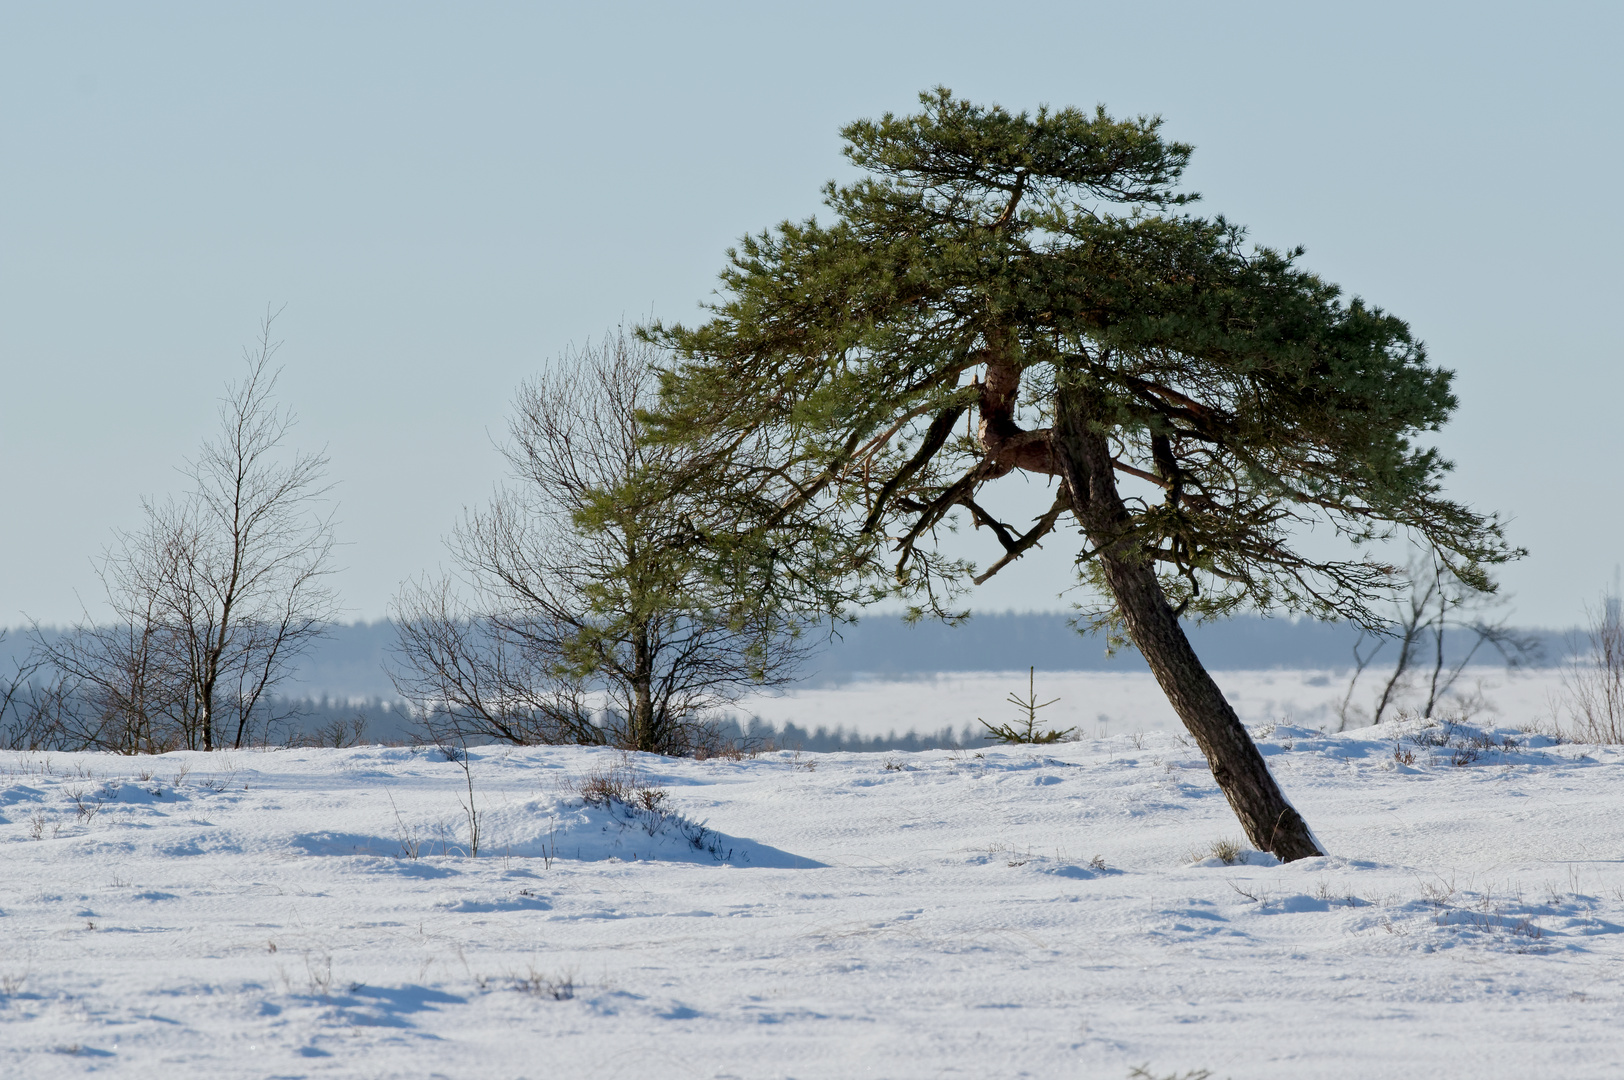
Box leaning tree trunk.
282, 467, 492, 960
1053, 380, 1324, 862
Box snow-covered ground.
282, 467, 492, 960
4, 704, 1623, 1078
738, 665, 1568, 741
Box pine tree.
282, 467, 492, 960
647, 89, 1519, 859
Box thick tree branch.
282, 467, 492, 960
861, 405, 965, 535
972, 493, 1070, 584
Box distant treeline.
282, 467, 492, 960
273, 698, 974, 753
801, 613, 1571, 682
6, 613, 1576, 703
712, 715, 975, 753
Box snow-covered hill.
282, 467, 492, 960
3, 718, 1622, 1078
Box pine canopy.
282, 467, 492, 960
647, 89, 1518, 630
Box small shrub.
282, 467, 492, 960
66, 785, 103, 824
579, 761, 669, 813
294, 715, 369, 749
694, 728, 786, 762
579, 764, 637, 807
573, 758, 731, 859
1408, 722, 1451, 749
513, 966, 575, 1000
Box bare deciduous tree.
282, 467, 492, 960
30, 313, 338, 751
1563, 589, 1624, 744
1337, 549, 1538, 729
390, 329, 807, 755
0, 630, 71, 752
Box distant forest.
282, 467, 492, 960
4, 613, 1574, 751
1, 612, 1567, 699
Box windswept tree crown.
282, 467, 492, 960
647, 88, 1518, 629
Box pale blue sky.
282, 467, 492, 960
2, 2, 1619, 627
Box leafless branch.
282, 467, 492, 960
390, 329, 810, 754
28, 309, 337, 752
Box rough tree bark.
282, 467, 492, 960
1053, 378, 1324, 861
631, 623, 655, 753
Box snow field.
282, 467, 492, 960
2, 716, 1623, 1078
737, 665, 1567, 741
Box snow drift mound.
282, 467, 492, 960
484, 792, 825, 868
292, 789, 824, 868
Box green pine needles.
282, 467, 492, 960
979, 667, 1074, 745
646, 87, 1520, 630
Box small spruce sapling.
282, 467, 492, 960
979, 667, 1074, 744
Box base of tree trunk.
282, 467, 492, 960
1100, 552, 1324, 861
1055, 382, 1325, 862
